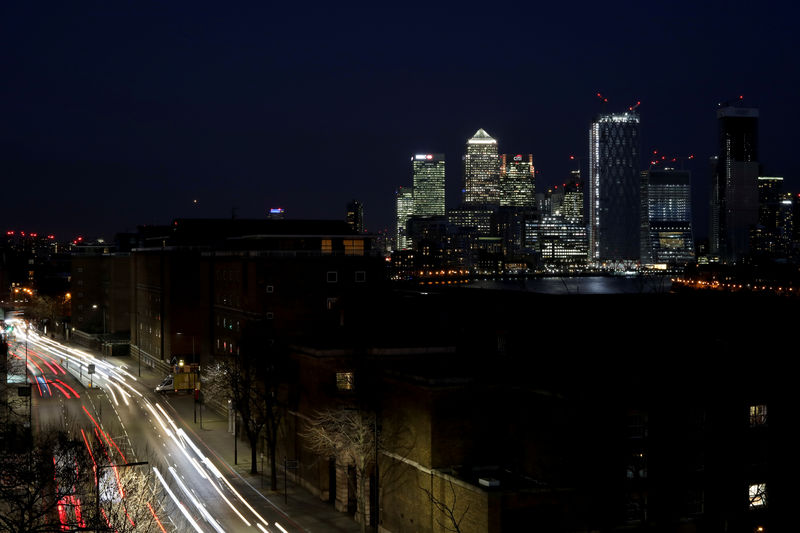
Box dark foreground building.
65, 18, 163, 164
274, 287, 775, 533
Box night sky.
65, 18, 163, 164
2, 1, 798, 241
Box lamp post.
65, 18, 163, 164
95, 461, 148, 531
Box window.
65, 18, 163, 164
266, 285, 274, 293
343, 239, 364, 256
336, 371, 354, 391
321, 239, 332, 254
749, 405, 767, 427
327, 271, 338, 283
748, 483, 767, 508
355, 270, 366, 283
327, 297, 338, 310
266, 312, 274, 320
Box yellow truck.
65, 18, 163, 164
154, 363, 200, 393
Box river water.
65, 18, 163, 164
466, 275, 674, 295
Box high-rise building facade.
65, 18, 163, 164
561, 174, 584, 223
395, 187, 414, 250
710, 106, 760, 261
463, 129, 500, 206
346, 199, 365, 234
640, 169, 694, 264
499, 154, 535, 208
412, 154, 445, 216
589, 112, 641, 261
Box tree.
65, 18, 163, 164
302, 408, 376, 533
419, 477, 470, 533
203, 320, 288, 490
0, 427, 166, 533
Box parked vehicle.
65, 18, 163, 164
154, 363, 200, 393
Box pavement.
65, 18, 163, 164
98, 352, 362, 533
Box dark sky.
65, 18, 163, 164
2, 1, 798, 241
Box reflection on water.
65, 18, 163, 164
468, 275, 673, 295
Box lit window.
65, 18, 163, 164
327, 297, 338, 310
321, 239, 332, 254
336, 371, 354, 391
748, 483, 767, 508
749, 405, 767, 427
327, 271, 338, 283
343, 239, 364, 256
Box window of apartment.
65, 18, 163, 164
321, 239, 332, 254
355, 270, 366, 283
749, 405, 767, 427
343, 239, 364, 256
336, 371, 354, 391
686, 488, 704, 516
327, 271, 338, 283
266, 312, 274, 320
326, 297, 338, 310
76, 267, 83, 273
266, 285, 274, 293
748, 483, 767, 508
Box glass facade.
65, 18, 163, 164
412, 154, 446, 216
711, 106, 760, 261
500, 154, 535, 208
525, 215, 589, 266
464, 129, 500, 206
395, 187, 414, 250
589, 112, 641, 261
640, 169, 694, 264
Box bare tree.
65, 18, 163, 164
419, 477, 470, 533
302, 408, 375, 533
203, 321, 287, 489
0, 427, 166, 533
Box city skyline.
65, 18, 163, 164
2, 2, 798, 240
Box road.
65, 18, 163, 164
9, 327, 301, 533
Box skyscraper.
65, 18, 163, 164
640, 169, 694, 264
463, 129, 500, 206
395, 187, 414, 250
499, 154, 535, 208
710, 105, 759, 261
561, 172, 584, 222
412, 154, 445, 216
589, 112, 641, 261
346, 200, 365, 234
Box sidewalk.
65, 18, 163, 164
105, 354, 361, 533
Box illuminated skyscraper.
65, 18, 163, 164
412, 154, 445, 216
561, 172, 584, 222
589, 112, 641, 261
500, 154, 535, 208
395, 187, 414, 250
464, 129, 500, 206
346, 200, 365, 233
710, 105, 759, 261
640, 169, 694, 264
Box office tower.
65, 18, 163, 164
524, 215, 588, 267
640, 169, 694, 264
395, 187, 414, 250
710, 105, 760, 261
752, 177, 784, 255
500, 154, 535, 208
562, 174, 584, 223
589, 112, 641, 261
412, 154, 446, 216
463, 129, 500, 206
346, 200, 365, 234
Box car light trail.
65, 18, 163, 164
153, 467, 205, 533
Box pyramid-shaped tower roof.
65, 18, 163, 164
468, 128, 497, 145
